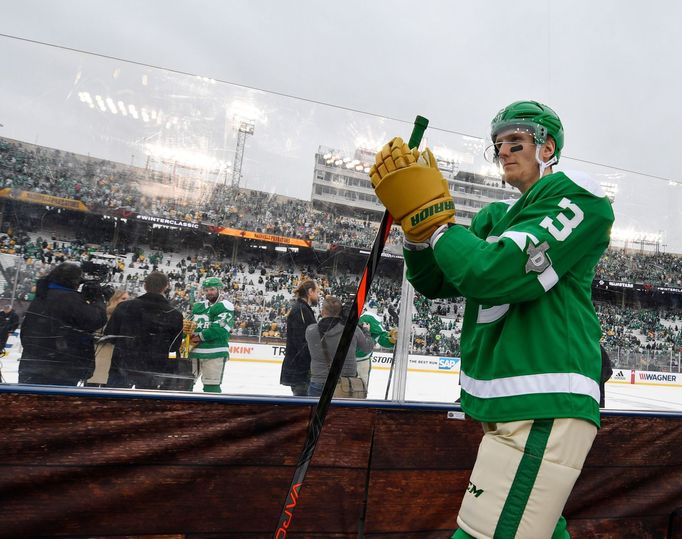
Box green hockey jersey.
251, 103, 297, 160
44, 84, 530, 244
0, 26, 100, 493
356, 310, 394, 360
189, 299, 234, 360
404, 171, 614, 427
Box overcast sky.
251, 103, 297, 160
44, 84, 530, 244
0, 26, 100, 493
2, 0, 682, 250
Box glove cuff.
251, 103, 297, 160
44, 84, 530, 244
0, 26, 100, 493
400, 196, 455, 242
429, 223, 455, 249
403, 239, 430, 251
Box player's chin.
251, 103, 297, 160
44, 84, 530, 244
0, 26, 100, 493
501, 166, 517, 179
501, 174, 520, 188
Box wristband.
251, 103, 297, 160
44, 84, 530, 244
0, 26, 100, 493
429, 223, 455, 249
403, 239, 430, 252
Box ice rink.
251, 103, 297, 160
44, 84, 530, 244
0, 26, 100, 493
2, 334, 681, 413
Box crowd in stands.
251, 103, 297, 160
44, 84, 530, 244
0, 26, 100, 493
3, 137, 682, 286
2, 223, 680, 371
1, 136, 682, 368
0, 138, 404, 251
597, 302, 682, 354
596, 250, 682, 287
412, 294, 463, 356
0, 224, 462, 357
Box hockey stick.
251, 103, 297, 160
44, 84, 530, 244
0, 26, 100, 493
273, 115, 429, 538
384, 348, 396, 400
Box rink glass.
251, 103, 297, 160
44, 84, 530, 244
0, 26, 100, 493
0, 37, 680, 411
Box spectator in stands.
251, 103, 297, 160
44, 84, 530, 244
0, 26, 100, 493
105, 272, 188, 390
280, 279, 319, 396
18, 262, 107, 386
186, 277, 234, 393
306, 295, 373, 398
370, 101, 614, 538
0, 301, 19, 355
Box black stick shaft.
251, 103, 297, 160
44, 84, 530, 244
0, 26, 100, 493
273, 115, 429, 539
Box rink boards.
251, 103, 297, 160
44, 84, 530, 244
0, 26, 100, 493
227, 341, 461, 374
0, 385, 680, 538
228, 341, 682, 385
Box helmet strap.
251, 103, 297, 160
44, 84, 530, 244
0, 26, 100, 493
535, 145, 557, 178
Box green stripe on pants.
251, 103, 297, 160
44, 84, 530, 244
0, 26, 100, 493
494, 419, 554, 538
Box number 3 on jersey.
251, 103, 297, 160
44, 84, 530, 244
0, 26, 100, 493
539, 197, 584, 241
477, 197, 583, 325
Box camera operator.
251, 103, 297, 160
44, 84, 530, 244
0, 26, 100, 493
18, 262, 107, 386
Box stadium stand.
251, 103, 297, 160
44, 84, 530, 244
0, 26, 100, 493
1, 135, 681, 371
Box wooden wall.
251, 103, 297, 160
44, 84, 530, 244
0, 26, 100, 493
0, 389, 679, 538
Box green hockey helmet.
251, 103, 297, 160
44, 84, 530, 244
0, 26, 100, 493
489, 100, 564, 162
202, 277, 224, 289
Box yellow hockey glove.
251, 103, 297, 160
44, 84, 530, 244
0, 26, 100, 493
183, 319, 197, 335
369, 137, 455, 242
388, 327, 398, 344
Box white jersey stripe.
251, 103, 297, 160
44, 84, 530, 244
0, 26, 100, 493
499, 230, 539, 250
460, 370, 600, 403
477, 304, 510, 323
191, 347, 230, 355
538, 266, 559, 292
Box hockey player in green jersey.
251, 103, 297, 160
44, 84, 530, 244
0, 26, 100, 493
370, 101, 614, 539
356, 300, 396, 390
185, 277, 234, 393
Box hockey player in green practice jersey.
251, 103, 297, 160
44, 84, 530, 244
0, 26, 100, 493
356, 300, 397, 390
185, 277, 234, 393
370, 101, 613, 539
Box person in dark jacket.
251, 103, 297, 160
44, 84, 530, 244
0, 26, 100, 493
599, 345, 614, 408
279, 279, 319, 396
105, 271, 188, 390
18, 262, 107, 386
305, 295, 373, 398
0, 301, 20, 354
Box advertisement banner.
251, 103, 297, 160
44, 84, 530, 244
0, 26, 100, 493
226, 342, 460, 374
213, 227, 312, 247
136, 214, 200, 229
634, 370, 681, 386
0, 188, 89, 212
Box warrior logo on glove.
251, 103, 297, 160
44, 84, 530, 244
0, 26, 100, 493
369, 137, 455, 243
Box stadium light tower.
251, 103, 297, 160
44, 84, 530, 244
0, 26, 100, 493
230, 117, 255, 188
